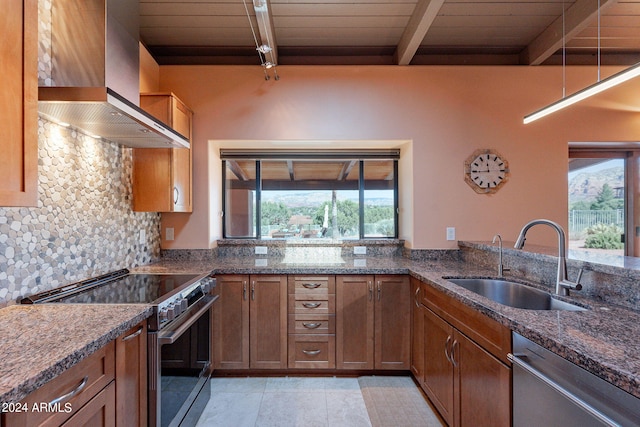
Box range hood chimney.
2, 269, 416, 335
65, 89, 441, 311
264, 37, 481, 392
39, 0, 189, 149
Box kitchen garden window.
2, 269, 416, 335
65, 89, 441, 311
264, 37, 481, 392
222, 150, 399, 239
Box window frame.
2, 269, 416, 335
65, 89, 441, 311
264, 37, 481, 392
221, 151, 399, 240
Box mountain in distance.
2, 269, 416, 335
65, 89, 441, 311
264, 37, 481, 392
568, 166, 624, 203
262, 190, 393, 208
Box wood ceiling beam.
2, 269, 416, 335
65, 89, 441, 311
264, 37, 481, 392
338, 161, 357, 181
287, 160, 295, 181
253, 0, 279, 65
520, 0, 619, 65
227, 160, 249, 181
394, 0, 447, 65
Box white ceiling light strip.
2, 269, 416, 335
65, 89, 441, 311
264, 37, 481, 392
523, 0, 640, 124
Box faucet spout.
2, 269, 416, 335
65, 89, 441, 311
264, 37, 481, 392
514, 219, 582, 296
492, 234, 509, 277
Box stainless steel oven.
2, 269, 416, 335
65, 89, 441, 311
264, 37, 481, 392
21, 269, 217, 427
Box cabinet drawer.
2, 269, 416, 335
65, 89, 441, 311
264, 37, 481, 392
288, 295, 335, 314
4, 341, 115, 427
288, 314, 335, 334
288, 276, 335, 295
288, 335, 335, 369
61, 381, 115, 427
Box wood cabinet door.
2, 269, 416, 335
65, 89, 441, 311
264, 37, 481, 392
375, 275, 410, 369
455, 332, 511, 427
215, 275, 250, 369
410, 278, 425, 383
171, 147, 192, 212
115, 322, 147, 427
134, 93, 193, 212
249, 275, 287, 369
0, 0, 37, 207
424, 308, 455, 427
336, 275, 374, 369
61, 382, 116, 427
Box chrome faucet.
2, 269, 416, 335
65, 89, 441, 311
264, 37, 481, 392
492, 234, 509, 277
514, 219, 583, 296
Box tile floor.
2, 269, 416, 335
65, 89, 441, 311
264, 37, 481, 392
196, 376, 445, 427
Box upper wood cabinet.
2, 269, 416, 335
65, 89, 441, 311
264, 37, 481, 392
133, 93, 193, 212
0, 0, 38, 207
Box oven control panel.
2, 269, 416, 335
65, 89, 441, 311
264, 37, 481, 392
156, 276, 215, 328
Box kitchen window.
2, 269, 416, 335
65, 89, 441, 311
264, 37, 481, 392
568, 148, 640, 257
222, 150, 399, 239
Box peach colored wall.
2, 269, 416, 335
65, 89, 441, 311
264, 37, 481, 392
156, 65, 640, 249
139, 43, 159, 93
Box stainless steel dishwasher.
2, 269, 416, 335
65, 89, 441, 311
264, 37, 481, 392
510, 333, 640, 427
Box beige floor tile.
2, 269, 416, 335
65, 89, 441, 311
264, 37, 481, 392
200, 376, 442, 427
257, 391, 328, 427
196, 391, 262, 427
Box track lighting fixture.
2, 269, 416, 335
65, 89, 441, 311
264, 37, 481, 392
242, 0, 280, 81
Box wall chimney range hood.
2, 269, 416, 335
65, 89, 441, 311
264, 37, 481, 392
39, 0, 189, 149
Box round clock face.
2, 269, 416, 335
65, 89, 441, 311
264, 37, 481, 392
470, 153, 506, 189
464, 149, 509, 194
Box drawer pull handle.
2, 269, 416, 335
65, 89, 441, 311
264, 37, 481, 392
302, 349, 321, 356
49, 376, 89, 407
302, 283, 321, 289
122, 325, 144, 341
302, 302, 321, 308
303, 322, 321, 329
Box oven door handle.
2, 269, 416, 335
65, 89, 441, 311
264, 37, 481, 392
158, 295, 218, 346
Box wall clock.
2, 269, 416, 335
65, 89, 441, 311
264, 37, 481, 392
464, 149, 509, 194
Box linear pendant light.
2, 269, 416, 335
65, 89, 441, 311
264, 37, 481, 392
523, 61, 640, 124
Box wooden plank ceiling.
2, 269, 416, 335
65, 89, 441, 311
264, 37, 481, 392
140, 0, 640, 66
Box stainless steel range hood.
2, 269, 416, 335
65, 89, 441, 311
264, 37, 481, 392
39, 0, 189, 149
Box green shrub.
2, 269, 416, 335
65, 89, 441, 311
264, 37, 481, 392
584, 223, 624, 249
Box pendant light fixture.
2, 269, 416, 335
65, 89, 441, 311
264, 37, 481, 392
242, 0, 279, 80
523, 0, 639, 124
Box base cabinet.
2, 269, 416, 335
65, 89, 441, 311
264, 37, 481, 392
419, 280, 512, 427
410, 277, 425, 384
2, 342, 116, 427
287, 276, 336, 369
336, 275, 410, 370
214, 275, 287, 369
2, 321, 147, 427
115, 322, 147, 427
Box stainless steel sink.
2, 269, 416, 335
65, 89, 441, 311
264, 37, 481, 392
446, 278, 587, 311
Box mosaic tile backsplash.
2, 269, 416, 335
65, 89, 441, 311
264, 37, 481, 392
0, 120, 161, 307
0, 0, 162, 307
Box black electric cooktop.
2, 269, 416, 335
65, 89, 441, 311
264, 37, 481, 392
52, 273, 200, 304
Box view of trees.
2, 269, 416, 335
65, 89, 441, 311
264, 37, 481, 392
569, 183, 624, 250
260, 197, 395, 238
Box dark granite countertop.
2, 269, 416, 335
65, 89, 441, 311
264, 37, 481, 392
4, 247, 637, 406
0, 304, 152, 404
135, 253, 640, 399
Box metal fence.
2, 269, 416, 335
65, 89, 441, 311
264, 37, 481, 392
568, 209, 624, 235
